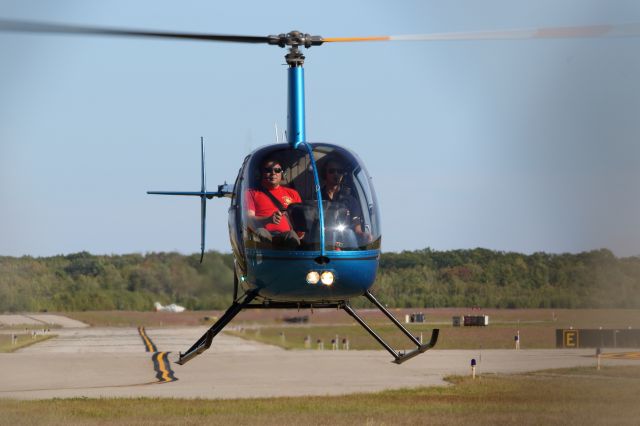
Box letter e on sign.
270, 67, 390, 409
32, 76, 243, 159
564, 330, 579, 348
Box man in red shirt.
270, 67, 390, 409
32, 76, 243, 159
246, 157, 302, 248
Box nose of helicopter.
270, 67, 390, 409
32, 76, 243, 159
244, 249, 379, 302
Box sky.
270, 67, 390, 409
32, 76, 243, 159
1, 0, 639, 258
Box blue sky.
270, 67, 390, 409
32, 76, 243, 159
1, 0, 639, 257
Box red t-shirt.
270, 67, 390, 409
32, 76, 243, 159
246, 185, 301, 233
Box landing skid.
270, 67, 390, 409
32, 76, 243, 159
344, 291, 439, 364
177, 290, 439, 365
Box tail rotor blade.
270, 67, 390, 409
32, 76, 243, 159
200, 196, 206, 263
200, 137, 206, 263
201, 137, 206, 194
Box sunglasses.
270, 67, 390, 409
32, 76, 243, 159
263, 167, 283, 174
327, 168, 345, 175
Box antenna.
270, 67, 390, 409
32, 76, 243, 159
274, 122, 280, 143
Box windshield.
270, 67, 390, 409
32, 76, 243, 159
239, 143, 381, 252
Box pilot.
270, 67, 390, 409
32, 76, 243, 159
321, 158, 372, 245
246, 157, 302, 248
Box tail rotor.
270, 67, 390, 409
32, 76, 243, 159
148, 137, 233, 262
200, 137, 207, 262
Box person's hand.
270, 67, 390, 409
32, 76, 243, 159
358, 231, 373, 244
272, 211, 283, 224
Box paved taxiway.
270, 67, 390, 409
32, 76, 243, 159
1, 325, 638, 400
0, 314, 88, 328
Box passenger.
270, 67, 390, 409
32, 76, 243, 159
321, 159, 372, 245
246, 157, 302, 248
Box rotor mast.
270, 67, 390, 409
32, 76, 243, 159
287, 45, 305, 148
268, 31, 323, 148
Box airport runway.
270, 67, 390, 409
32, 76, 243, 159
1, 324, 638, 400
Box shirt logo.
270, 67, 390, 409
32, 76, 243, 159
282, 195, 293, 207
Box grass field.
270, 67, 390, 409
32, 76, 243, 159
0, 333, 56, 353
0, 366, 638, 425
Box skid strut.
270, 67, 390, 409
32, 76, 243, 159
177, 290, 258, 365
343, 291, 439, 364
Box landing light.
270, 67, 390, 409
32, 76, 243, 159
320, 271, 334, 286
306, 271, 320, 284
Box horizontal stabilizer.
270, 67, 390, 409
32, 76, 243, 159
147, 190, 230, 199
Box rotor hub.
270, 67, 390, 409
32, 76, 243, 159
268, 30, 324, 48
267, 30, 324, 67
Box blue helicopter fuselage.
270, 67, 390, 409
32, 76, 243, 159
228, 142, 382, 303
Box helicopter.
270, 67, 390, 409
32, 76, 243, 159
1, 19, 638, 365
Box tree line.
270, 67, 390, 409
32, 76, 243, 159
1, 248, 638, 312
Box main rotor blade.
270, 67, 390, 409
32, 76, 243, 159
324, 23, 640, 43
0, 19, 270, 44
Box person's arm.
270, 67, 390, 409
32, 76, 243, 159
248, 209, 284, 226
246, 190, 283, 227
292, 189, 302, 204
348, 197, 372, 243
354, 223, 373, 243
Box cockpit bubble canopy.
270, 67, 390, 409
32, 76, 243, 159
239, 143, 381, 252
